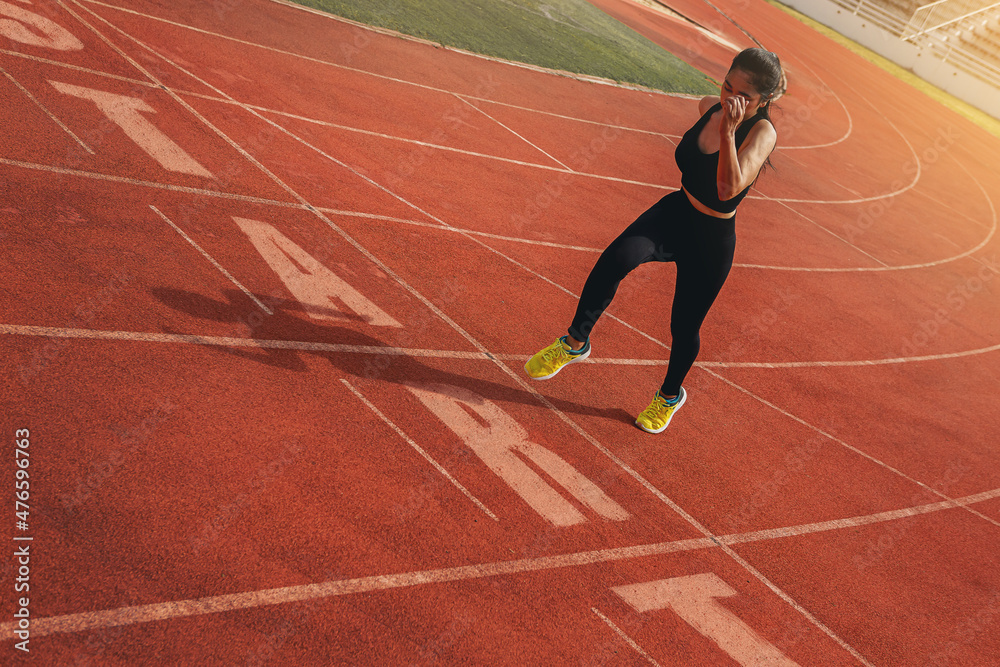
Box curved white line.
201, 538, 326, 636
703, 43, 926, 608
737, 157, 997, 272
772, 53, 853, 151
496, 342, 1000, 368
698, 343, 1000, 369
574, 341, 1000, 369
315, 176, 996, 274
758, 100, 920, 204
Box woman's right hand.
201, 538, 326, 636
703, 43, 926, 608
720, 96, 747, 137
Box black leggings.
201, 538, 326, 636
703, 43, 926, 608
568, 190, 736, 396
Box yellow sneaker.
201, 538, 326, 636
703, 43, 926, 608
524, 336, 590, 380
635, 387, 686, 433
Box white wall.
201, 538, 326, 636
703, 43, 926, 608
780, 0, 1000, 119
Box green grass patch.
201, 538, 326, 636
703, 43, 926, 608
765, 0, 1000, 139
290, 0, 718, 94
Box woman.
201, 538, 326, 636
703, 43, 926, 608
525, 48, 783, 434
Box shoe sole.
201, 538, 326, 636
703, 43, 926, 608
525, 345, 591, 380
635, 388, 687, 433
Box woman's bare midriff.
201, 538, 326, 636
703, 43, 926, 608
682, 186, 735, 219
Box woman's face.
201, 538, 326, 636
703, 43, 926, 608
721, 68, 765, 116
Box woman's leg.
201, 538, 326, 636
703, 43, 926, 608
567, 196, 678, 343
525, 195, 683, 381
635, 218, 734, 433
659, 229, 737, 396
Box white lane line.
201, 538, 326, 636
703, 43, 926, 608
915, 186, 992, 231
0, 324, 488, 358
591, 607, 661, 666
173, 88, 664, 187
70, 7, 864, 657
739, 165, 997, 272
766, 195, 890, 268
475, 95, 678, 139
193, 92, 660, 187
0, 65, 93, 153
252, 99, 587, 175
237, 103, 657, 187
0, 535, 711, 640
506, 346, 1000, 368
3, 486, 997, 641
149, 206, 272, 314
179, 89, 572, 176
341, 379, 499, 522
831, 180, 863, 198
721, 486, 1000, 545
322, 212, 604, 252
454, 94, 572, 171
321, 193, 996, 274
0, 153, 447, 227
0, 46, 165, 88
764, 102, 920, 205
697, 342, 1000, 368
746, 61, 914, 204
701, 367, 1000, 531
0, 156, 304, 208
5, 323, 999, 370
934, 229, 971, 250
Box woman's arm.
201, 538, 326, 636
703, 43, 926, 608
698, 95, 719, 116
717, 97, 777, 201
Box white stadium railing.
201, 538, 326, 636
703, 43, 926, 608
829, 0, 1000, 88
904, 0, 1000, 39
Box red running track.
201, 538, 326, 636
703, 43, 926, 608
1, 0, 999, 664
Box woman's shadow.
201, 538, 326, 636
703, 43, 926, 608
150, 287, 634, 425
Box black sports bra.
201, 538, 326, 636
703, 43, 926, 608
674, 102, 769, 214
